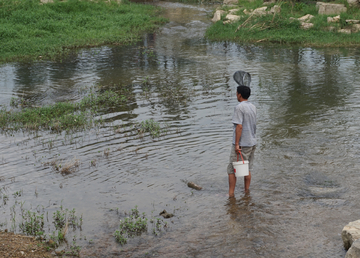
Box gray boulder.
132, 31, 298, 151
252, 6, 268, 16
342, 220, 360, 250
316, 2, 347, 15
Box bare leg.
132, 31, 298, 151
244, 171, 251, 193
228, 174, 237, 197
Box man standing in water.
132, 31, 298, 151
227, 85, 256, 197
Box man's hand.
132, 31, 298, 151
235, 144, 241, 154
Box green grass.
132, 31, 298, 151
206, 0, 360, 46
0, 88, 131, 132
0, 0, 167, 62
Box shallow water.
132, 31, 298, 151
1, 2, 360, 257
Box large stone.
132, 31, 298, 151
317, 2, 347, 15
212, 10, 226, 22
269, 5, 281, 14
252, 6, 268, 16
223, 14, 241, 24
342, 220, 360, 250
301, 22, 314, 30
338, 29, 352, 34
298, 14, 314, 22
352, 24, 360, 33
223, 0, 238, 5
228, 9, 240, 15
347, 19, 360, 24
327, 15, 340, 23
345, 239, 360, 258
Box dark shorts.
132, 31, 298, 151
227, 144, 256, 175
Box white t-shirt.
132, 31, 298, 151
232, 101, 256, 147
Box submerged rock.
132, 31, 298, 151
159, 210, 174, 218
187, 181, 202, 190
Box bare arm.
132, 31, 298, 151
235, 124, 242, 153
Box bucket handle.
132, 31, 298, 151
237, 150, 245, 164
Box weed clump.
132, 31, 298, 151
19, 210, 45, 236
114, 206, 168, 245
138, 119, 167, 138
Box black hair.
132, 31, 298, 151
237, 85, 251, 99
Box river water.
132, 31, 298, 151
1, 1, 360, 257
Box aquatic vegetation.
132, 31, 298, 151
114, 206, 148, 245
114, 206, 168, 245
19, 210, 45, 236
138, 119, 164, 138
0, 89, 128, 133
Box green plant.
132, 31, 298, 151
19, 210, 44, 236
139, 119, 162, 138
12, 190, 23, 198
114, 206, 148, 245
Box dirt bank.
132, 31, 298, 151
0, 231, 53, 258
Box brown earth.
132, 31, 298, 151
0, 231, 54, 258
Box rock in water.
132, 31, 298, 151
187, 182, 202, 190
346, 239, 360, 257
159, 210, 174, 218
342, 220, 360, 250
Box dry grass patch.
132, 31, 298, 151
61, 158, 80, 175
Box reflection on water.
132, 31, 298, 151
1, 1, 360, 257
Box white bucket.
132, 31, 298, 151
232, 160, 249, 177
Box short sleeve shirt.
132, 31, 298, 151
232, 101, 256, 147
